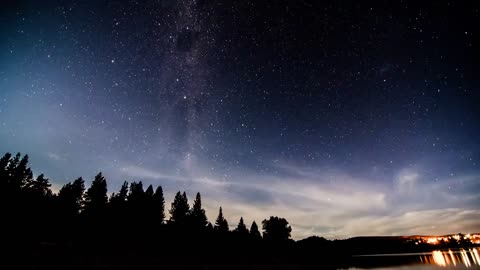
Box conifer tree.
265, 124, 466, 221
190, 192, 208, 228
214, 206, 229, 232
0, 152, 12, 180
58, 177, 85, 215
169, 191, 190, 224
235, 217, 249, 235
153, 186, 165, 224
84, 172, 108, 213
110, 181, 128, 205
145, 184, 154, 197
250, 221, 261, 239
128, 181, 145, 204
27, 174, 52, 198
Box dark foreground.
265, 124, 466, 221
1, 152, 478, 269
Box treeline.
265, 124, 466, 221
1, 152, 297, 269
2, 152, 477, 269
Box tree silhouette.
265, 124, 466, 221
26, 173, 53, 198
84, 172, 108, 214
190, 192, 208, 228
128, 181, 145, 224
214, 206, 229, 232
169, 191, 190, 225
262, 216, 292, 241
207, 222, 213, 231
109, 181, 129, 227
153, 186, 165, 224
145, 184, 154, 197
234, 217, 249, 235
0, 152, 12, 181
57, 177, 85, 215
250, 221, 261, 239
129, 181, 145, 203
110, 181, 129, 206
4, 153, 33, 190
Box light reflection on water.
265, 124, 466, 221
345, 247, 480, 269
425, 248, 479, 267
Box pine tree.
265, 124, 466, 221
128, 181, 145, 203
5, 153, 33, 190
169, 191, 190, 224
206, 222, 213, 231
250, 221, 261, 239
145, 184, 154, 197
153, 186, 165, 224
128, 181, 145, 222
84, 172, 108, 213
110, 181, 129, 205
234, 217, 249, 235
110, 181, 129, 220
27, 174, 53, 198
214, 206, 229, 232
6, 153, 20, 183
190, 192, 208, 228
0, 152, 11, 180
141, 184, 155, 225
57, 177, 85, 215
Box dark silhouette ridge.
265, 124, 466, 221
0, 151, 478, 269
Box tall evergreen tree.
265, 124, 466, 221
84, 172, 108, 213
5, 153, 20, 186
206, 222, 213, 231
27, 173, 53, 198
5, 153, 33, 189
57, 177, 85, 215
143, 184, 156, 224
214, 207, 229, 232
0, 152, 11, 180
110, 181, 129, 205
153, 186, 165, 224
145, 184, 154, 197
128, 181, 145, 203
109, 181, 128, 221
127, 181, 145, 223
234, 217, 249, 235
190, 192, 208, 228
250, 221, 261, 239
169, 191, 190, 224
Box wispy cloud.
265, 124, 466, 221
120, 165, 185, 181
114, 161, 480, 240
47, 152, 62, 161
395, 168, 419, 193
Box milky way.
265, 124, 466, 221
1, 1, 479, 239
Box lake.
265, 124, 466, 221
343, 248, 480, 269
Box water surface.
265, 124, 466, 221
343, 248, 480, 269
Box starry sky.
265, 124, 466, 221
1, 1, 479, 239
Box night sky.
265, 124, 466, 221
1, 1, 479, 239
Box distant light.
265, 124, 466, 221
432, 251, 446, 266
183, 96, 187, 99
